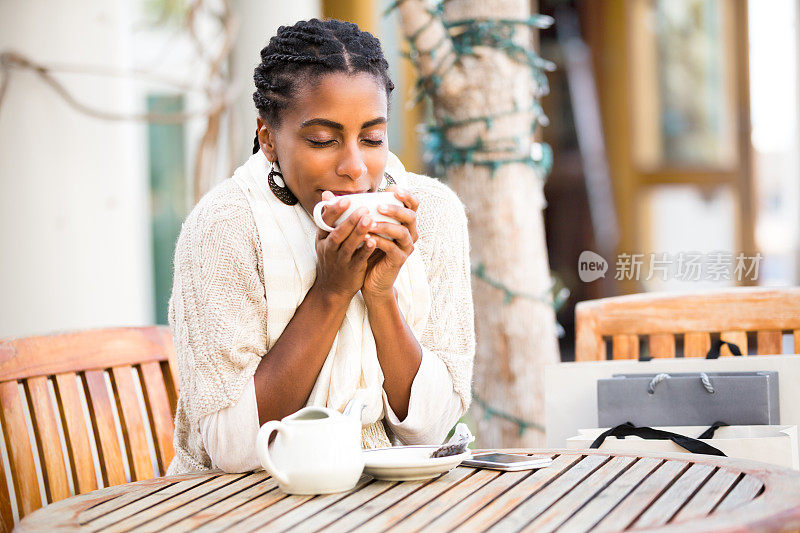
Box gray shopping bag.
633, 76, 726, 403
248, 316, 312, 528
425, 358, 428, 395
597, 371, 780, 427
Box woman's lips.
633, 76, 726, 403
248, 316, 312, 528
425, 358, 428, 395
329, 190, 369, 196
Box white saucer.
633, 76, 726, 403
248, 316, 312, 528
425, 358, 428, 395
362, 445, 472, 481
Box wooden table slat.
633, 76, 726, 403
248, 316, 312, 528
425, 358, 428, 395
76, 474, 213, 525
241, 493, 317, 531
347, 465, 478, 533
78, 479, 195, 524
318, 477, 432, 533
128, 471, 272, 533
592, 459, 689, 532
438, 454, 576, 532
556, 457, 663, 533
715, 474, 764, 512
520, 456, 637, 533
482, 454, 608, 533
192, 480, 286, 533
385, 468, 501, 532
633, 463, 715, 529
88, 474, 246, 531
161, 473, 276, 533
251, 475, 374, 533
671, 467, 740, 523
253, 479, 397, 533
412, 468, 534, 531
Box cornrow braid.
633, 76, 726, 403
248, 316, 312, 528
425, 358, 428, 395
252, 18, 395, 155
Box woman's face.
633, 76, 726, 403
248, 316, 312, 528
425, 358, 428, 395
257, 71, 389, 214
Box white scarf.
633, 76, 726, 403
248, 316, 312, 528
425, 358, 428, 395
232, 150, 431, 447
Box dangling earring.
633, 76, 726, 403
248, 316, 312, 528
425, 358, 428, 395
268, 160, 298, 205
378, 171, 396, 192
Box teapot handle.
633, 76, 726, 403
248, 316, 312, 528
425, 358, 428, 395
256, 421, 290, 486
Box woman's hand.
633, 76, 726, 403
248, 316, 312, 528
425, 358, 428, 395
362, 186, 420, 300
314, 191, 376, 300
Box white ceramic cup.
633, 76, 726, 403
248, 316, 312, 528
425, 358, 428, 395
312, 191, 403, 233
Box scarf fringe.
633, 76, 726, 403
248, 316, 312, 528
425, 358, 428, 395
361, 419, 392, 449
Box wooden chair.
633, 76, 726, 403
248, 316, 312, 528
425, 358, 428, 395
575, 287, 800, 360
0, 326, 178, 531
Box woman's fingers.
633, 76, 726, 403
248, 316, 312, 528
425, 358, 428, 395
385, 185, 420, 212
369, 223, 414, 251
376, 204, 418, 242
381, 186, 419, 242
323, 207, 364, 247
352, 234, 376, 264
370, 233, 412, 264
376, 204, 415, 225
320, 195, 350, 228
340, 212, 373, 258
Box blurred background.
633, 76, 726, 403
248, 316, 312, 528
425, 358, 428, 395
1, 0, 797, 362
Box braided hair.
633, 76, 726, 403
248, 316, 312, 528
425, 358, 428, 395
252, 19, 395, 154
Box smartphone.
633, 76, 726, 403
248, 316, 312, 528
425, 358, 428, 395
461, 453, 553, 471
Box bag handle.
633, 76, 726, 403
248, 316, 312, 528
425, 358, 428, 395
648, 372, 716, 394
706, 339, 743, 359
589, 421, 729, 456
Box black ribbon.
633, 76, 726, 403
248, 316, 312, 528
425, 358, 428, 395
706, 340, 742, 359
589, 421, 729, 456
697, 421, 729, 439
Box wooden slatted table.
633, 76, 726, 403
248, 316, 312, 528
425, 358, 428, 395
16, 449, 800, 532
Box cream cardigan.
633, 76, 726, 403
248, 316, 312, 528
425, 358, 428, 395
167, 159, 475, 475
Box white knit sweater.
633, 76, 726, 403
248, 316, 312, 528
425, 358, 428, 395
167, 166, 475, 475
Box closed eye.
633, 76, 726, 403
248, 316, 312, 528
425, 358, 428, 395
307, 139, 336, 147
307, 138, 383, 147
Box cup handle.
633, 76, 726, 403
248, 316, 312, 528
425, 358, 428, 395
256, 421, 290, 485
312, 200, 337, 232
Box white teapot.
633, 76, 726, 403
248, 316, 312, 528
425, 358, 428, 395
256, 397, 366, 494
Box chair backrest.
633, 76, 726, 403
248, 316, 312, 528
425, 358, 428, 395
0, 326, 178, 530
575, 287, 800, 361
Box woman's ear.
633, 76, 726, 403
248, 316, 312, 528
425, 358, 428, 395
257, 117, 278, 162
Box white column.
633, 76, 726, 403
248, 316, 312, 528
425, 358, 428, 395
0, 0, 151, 338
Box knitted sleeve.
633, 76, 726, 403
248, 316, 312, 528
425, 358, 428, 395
168, 179, 267, 470
406, 174, 476, 415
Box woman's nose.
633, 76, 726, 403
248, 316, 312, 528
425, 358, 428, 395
336, 143, 367, 181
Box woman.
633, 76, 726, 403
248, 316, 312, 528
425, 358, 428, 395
167, 18, 474, 474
